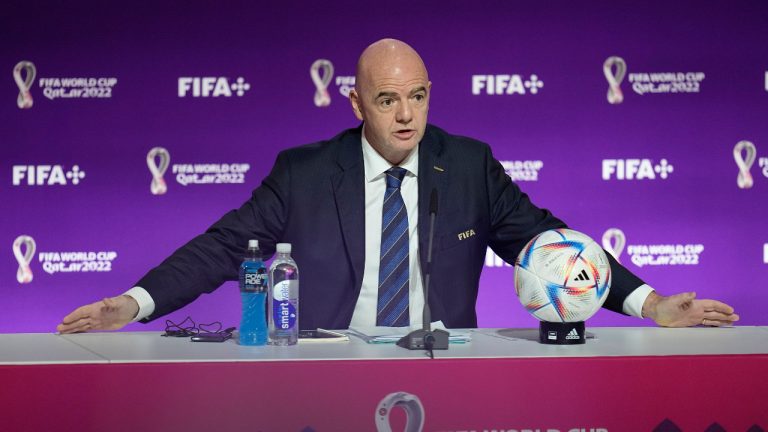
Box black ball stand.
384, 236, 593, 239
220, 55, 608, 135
539, 321, 586, 345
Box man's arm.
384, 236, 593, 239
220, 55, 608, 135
482, 143, 642, 315
481, 143, 739, 327
134, 151, 291, 322
56, 150, 293, 332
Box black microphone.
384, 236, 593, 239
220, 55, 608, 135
397, 189, 450, 353
422, 188, 438, 329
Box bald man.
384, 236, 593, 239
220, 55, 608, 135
58, 39, 738, 333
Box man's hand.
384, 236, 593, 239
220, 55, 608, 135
57, 295, 139, 334
642, 291, 739, 327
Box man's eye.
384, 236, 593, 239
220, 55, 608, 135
381, 99, 393, 106
414, 94, 425, 102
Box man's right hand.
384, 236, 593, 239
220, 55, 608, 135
57, 295, 139, 334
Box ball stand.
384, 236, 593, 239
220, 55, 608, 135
539, 321, 586, 345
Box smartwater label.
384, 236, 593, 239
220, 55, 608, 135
272, 280, 298, 330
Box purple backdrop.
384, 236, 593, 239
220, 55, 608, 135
3, 0, 767, 332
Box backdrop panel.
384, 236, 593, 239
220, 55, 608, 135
2, 0, 767, 332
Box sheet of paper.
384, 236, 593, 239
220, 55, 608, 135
346, 322, 471, 344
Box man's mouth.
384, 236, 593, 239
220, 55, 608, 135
394, 129, 416, 140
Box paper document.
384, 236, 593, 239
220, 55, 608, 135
297, 328, 350, 343
347, 323, 471, 344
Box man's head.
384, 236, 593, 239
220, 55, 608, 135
350, 39, 431, 165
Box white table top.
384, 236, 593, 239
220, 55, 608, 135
2, 326, 767, 365
0, 333, 108, 365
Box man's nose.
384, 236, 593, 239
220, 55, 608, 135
396, 100, 412, 124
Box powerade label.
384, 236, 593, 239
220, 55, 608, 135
272, 280, 297, 330
241, 267, 267, 292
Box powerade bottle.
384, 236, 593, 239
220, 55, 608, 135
239, 239, 268, 345
268, 243, 299, 345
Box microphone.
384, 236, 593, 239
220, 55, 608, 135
422, 189, 438, 329
397, 189, 450, 353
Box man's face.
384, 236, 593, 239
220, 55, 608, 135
351, 57, 431, 165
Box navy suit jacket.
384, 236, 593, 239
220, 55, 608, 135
137, 124, 645, 329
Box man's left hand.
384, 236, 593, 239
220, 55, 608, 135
642, 291, 739, 327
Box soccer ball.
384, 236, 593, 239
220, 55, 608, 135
514, 228, 611, 323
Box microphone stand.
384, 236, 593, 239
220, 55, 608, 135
397, 190, 449, 355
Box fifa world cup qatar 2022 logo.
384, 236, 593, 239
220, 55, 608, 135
603, 56, 626, 104
147, 147, 170, 195
13, 235, 36, 284
602, 228, 626, 263
375, 392, 424, 432
310, 59, 334, 107
733, 140, 757, 189
13, 61, 36, 109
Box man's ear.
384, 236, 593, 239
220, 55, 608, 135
349, 89, 364, 121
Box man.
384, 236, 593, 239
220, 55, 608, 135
57, 39, 738, 334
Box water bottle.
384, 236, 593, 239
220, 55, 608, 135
239, 239, 268, 345
268, 243, 299, 345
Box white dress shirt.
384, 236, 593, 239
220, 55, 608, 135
126, 132, 654, 324
349, 133, 424, 328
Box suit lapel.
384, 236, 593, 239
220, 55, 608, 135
417, 127, 449, 322
418, 127, 448, 268
331, 128, 366, 293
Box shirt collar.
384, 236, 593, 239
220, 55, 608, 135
361, 125, 419, 183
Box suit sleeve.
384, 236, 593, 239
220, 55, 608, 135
135, 151, 292, 322
482, 143, 645, 315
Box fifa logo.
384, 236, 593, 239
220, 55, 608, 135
12, 165, 86, 186
602, 158, 673, 180
602, 228, 625, 263
177, 77, 250, 97
603, 56, 626, 104
12, 235, 36, 283
147, 147, 170, 195
457, 229, 476, 241
13, 61, 36, 109
471, 74, 544, 95
310, 59, 334, 107
733, 140, 756, 189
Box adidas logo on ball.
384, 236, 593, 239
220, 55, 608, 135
573, 269, 591, 282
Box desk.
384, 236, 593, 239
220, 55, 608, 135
1, 327, 766, 431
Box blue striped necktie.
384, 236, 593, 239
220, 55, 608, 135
376, 167, 410, 327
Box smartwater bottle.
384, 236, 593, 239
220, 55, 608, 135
268, 243, 299, 345
239, 239, 268, 345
